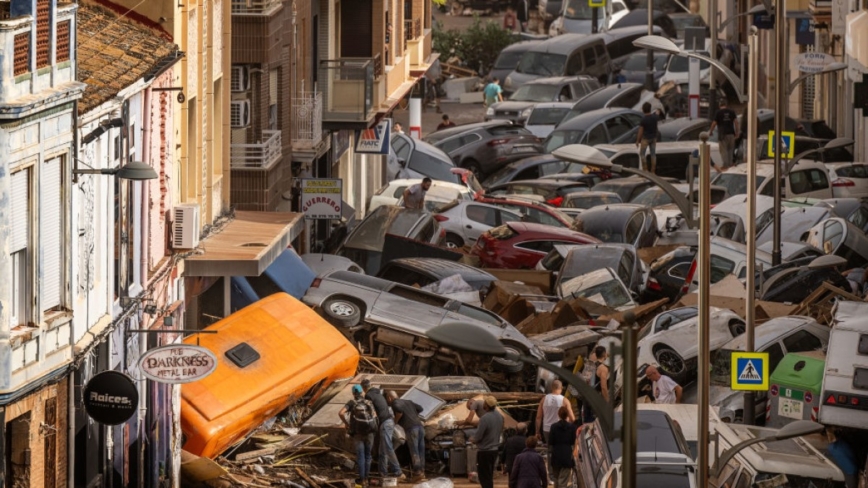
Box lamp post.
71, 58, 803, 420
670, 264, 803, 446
426, 317, 639, 488
697, 131, 712, 488
711, 421, 824, 476
72, 160, 160, 181
743, 26, 759, 426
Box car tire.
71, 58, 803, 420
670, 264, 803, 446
653, 346, 686, 380
443, 233, 464, 249
321, 297, 362, 328
492, 343, 525, 373
729, 320, 746, 336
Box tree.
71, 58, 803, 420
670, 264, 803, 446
433, 17, 515, 75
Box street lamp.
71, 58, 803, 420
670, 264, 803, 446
711, 421, 824, 477
718, 4, 770, 33
783, 137, 855, 175
632, 35, 747, 103
73, 160, 160, 181
552, 144, 700, 229
788, 62, 847, 94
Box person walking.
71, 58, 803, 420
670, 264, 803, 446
361, 379, 405, 481
509, 437, 547, 488
484, 78, 504, 109
388, 391, 426, 482
437, 114, 456, 131
710, 99, 739, 169
535, 380, 575, 444
501, 424, 528, 478
339, 385, 378, 486
401, 177, 431, 210
471, 396, 504, 488
547, 407, 577, 488
635, 102, 659, 174
645, 365, 682, 404
515, 0, 529, 33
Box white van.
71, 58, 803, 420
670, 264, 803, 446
819, 301, 868, 429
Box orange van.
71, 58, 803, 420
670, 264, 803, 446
181, 293, 360, 458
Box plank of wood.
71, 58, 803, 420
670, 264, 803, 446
235, 447, 277, 462
432, 391, 544, 402
296, 467, 322, 488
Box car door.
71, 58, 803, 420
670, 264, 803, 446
389, 134, 413, 180
462, 204, 500, 243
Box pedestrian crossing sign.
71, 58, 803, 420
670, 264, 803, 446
731, 352, 770, 391
589, 0, 605, 7
767, 130, 796, 159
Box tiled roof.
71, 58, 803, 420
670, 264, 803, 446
76, 0, 177, 113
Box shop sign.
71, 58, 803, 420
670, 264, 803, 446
794, 52, 835, 73
83, 371, 139, 425
301, 178, 343, 220
139, 344, 218, 384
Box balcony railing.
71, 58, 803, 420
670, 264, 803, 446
231, 0, 281, 14
230, 130, 282, 169
292, 91, 323, 149
320, 55, 381, 123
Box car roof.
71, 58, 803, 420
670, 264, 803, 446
607, 410, 687, 460
530, 34, 606, 55
659, 117, 711, 133
500, 39, 544, 53
525, 75, 597, 86
426, 120, 514, 140
556, 107, 643, 130
529, 102, 574, 111
721, 316, 819, 350
497, 178, 587, 189
571, 83, 644, 111
595, 141, 708, 154
593, 176, 655, 187
384, 258, 496, 281
564, 190, 621, 198
505, 221, 596, 239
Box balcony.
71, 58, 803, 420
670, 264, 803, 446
230, 130, 282, 169
403, 18, 421, 51
321, 55, 382, 126
231, 0, 282, 15
291, 91, 323, 150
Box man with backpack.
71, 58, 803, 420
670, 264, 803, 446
362, 379, 405, 481
340, 385, 378, 486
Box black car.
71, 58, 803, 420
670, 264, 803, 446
643, 245, 695, 303
424, 120, 543, 178
487, 178, 591, 206
558, 83, 645, 126
376, 258, 497, 291
658, 117, 711, 142
543, 107, 643, 153
574, 203, 658, 248
760, 256, 850, 303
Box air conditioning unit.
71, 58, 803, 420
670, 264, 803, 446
172, 203, 201, 249
230, 100, 250, 128
231, 66, 249, 92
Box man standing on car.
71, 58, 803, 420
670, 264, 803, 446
388, 390, 427, 482
401, 177, 432, 210
361, 379, 405, 481
339, 385, 377, 486
710, 99, 739, 169
636, 102, 659, 174
645, 365, 682, 404
471, 396, 504, 488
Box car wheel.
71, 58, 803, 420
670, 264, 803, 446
653, 346, 685, 378
729, 320, 746, 336
321, 297, 362, 328
492, 344, 525, 373
464, 160, 482, 179
443, 233, 464, 249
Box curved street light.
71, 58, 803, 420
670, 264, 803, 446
788, 62, 848, 94
718, 4, 770, 33
783, 137, 855, 175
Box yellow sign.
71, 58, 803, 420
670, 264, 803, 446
731, 351, 770, 391
767, 130, 796, 159
589, 0, 605, 7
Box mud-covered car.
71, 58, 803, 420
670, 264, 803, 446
303, 270, 549, 391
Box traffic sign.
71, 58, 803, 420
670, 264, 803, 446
589, 0, 605, 7
731, 351, 770, 391
767, 130, 796, 159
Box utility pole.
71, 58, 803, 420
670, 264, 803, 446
743, 26, 759, 425
697, 132, 712, 488
772, 0, 786, 267
645, 2, 654, 91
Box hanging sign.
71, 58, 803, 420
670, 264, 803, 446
139, 344, 218, 384
83, 371, 139, 425
301, 178, 343, 220
794, 52, 836, 73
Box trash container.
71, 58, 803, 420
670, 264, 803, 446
767, 351, 826, 428
450, 447, 467, 476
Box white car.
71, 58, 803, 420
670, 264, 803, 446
826, 162, 868, 198
658, 39, 714, 87
558, 267, 637, 311
711, 159, 834, 201
549, 0, 629, 36
367, 179, 475, 213
524, 102, 573, 138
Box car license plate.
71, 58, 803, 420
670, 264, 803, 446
778, 397, 803, 420
514, 146, 536, 153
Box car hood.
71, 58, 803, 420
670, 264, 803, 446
491, 101, 537, 111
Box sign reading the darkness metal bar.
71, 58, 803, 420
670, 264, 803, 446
139, 344, 218, 384
301, 178, 343, 220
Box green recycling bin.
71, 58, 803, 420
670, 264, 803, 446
767, 351, 826, 428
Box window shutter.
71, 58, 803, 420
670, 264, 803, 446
14, 33, 29, 75
11, 169, 29, 251
56, 21, 70, 63
36, 0, 49, 68
269, 69, 278, 105
41, 157, 62, 309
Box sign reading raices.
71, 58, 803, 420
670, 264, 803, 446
83, 371, 139, 425
139, 344, 218, 384
301, 178, 343, 220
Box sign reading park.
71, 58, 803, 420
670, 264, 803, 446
301, 178, 343, 220
139, 344, 218, 384
730, 351, 770, 391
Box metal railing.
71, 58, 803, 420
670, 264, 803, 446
230, 130, 282, 168
292, 91, 323, 149
320, 56, 379, 122
231, 0, 282, 14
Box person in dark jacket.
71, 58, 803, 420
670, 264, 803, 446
548, 407, 577, 488
509, 436, 547, 488
500, 423, 528, 476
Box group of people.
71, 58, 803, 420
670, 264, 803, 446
339, 379, 427, 486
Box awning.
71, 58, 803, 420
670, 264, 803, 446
184, 211, 304, 277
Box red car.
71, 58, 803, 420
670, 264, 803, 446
476, 195, 575, 229
472, 222, 601, 269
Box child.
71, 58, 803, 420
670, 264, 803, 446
503, 6, 517, 32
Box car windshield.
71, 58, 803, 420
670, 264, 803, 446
631, 187, 674, 206
517, 52, 567, 76
564, 0, 593, 19
483, 164, 522, 187
544, 130, 584, 153
560, 248, 623, 283
668, 54, 711, 72
408, 151, 459, 183
565, 194, 621, 209
495, 50, 526, 70
344, 208, 422, 251
712, 173, 765, 196
711, 348, 736, 384
529, 107, 572, 125
565, 276, 633, 309
510, 84, 561, 102
623, 52, 668, 71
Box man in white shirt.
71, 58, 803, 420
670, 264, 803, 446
401, 178, 431, 210
535, 380, 574, 443
646, 365, 682, 404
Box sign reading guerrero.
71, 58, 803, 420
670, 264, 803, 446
301, 178, 343, 220
83, 371, 139, 425
139, 344, 218, 384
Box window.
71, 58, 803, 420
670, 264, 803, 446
709, 254, 735, 282
789, 170, 811, 194
625, 214, 644, 246
782, 330, 823, 353
605, 116, 632, 141
806, 168, 829, 190
466, 205, 498, 226
516, 241, 554, 253
765, 342, 786, 371
539, 161, 566, 176
515, 166, 541, 180
41, 157, 63, 310
612, 153, 640, 169
36, 0, 49, 68
379, 266, 432, 287
668, 262, 690, 279
392, 136, 411, 161
56, 21, 71, 62
14, 33, 29, 75
849, 207, 868, 230
10, 169, 30, 327
586, 124, 607, 145
499, 209, 522, 223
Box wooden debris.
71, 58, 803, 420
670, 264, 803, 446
792, 282, 865, 325
295, 467, 321, 488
